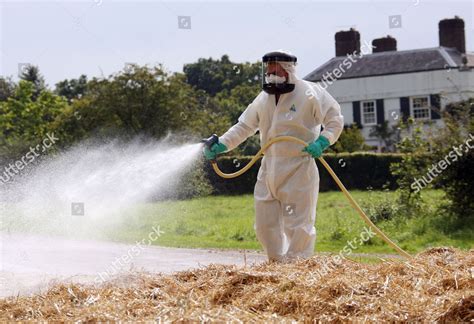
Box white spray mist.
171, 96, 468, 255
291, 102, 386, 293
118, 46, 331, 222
0, 138, 203, 238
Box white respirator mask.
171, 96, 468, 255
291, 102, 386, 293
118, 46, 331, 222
262, 50, 297, 95
265, 74, 287, 84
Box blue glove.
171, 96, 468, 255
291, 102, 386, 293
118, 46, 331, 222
303, 136, 330, 158
203, 141, 228, 160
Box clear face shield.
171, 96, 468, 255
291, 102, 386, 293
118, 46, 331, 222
262, 51, 297, 95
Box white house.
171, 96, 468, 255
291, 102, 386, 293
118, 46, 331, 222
304, 16, 474, 149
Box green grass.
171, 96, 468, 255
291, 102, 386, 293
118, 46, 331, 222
3, 190, 472, 255
103, 190, 472, 254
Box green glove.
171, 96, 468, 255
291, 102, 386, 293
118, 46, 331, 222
303, 135, 330, 158
204, 141, 228, 160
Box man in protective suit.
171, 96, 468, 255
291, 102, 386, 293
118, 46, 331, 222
204, 50, 344, 262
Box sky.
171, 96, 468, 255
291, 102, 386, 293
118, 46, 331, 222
1, 0, 473, 86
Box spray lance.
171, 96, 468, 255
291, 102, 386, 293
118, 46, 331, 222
201, 134, 219, 162
201, 135, 412, 259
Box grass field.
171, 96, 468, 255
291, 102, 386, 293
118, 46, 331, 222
103, 189, 473, 254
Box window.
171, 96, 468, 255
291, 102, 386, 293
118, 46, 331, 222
411, 96, 431, 120
361, 100, 377, 125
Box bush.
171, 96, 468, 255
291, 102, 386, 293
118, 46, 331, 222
390, 123, 430, 215
330, 124, 371, 153
361, 192, 400, 224
329, 212, 349, 241
429, 98, 474, 229
387, 98, 474, 231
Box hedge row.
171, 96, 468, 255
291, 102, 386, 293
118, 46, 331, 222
203, 153, 404, 195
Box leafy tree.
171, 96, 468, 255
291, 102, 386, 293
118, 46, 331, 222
18, 65, 46, 100
0, 81, 67, 157
51, 65, 230, 146
55, 75, 88, 103
216, 83, 260, 123
0, 77, 16, 101
183, 55, 261, 96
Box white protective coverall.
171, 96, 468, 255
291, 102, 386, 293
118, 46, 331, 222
219, 63, 344, 261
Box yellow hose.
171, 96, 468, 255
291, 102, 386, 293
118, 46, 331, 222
210, 136, 412, 259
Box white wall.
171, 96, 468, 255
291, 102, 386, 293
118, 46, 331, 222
318, 68, 473, 148
319, 69, 474, 104
340, 102, 353, 124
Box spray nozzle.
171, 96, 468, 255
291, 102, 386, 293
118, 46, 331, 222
201, 134, 219, 149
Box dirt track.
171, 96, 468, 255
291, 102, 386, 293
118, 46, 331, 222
0, 233, 266, 297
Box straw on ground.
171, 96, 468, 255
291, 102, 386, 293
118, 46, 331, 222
1, 247, 472, 322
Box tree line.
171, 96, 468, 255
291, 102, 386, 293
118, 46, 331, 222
0, 55, 263, 159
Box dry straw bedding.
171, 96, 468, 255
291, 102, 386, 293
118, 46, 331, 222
1, 247, 473, 322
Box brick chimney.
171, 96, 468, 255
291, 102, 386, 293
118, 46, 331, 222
335, 28, 360, 56
439, 16, 466, 53
372, 36, 397, 53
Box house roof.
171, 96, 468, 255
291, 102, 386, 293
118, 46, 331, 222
304, 47, 474, 82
